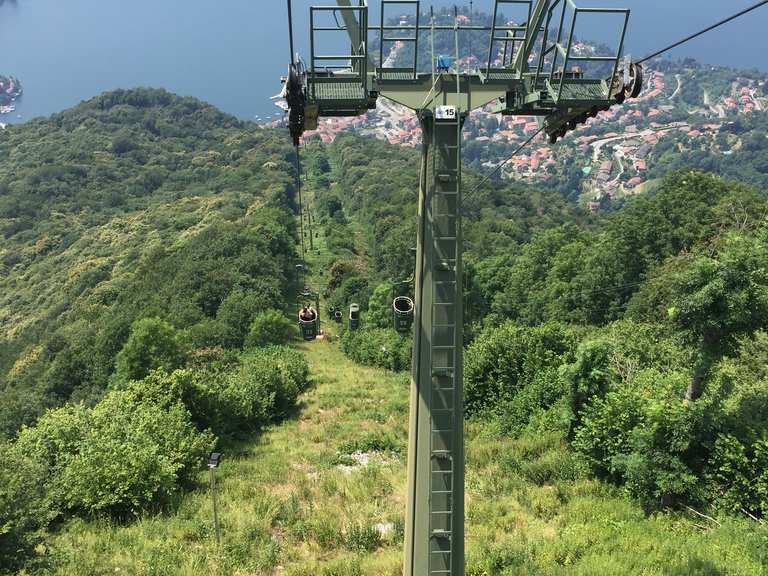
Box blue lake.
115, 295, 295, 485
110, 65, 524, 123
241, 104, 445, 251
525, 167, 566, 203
0, 0, 765, 124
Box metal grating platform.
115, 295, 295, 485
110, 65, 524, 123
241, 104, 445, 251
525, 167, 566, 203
486, 69, 518, 81
544, 79, 607, 102
379, 69, 418, 81
312, 81, 367, 101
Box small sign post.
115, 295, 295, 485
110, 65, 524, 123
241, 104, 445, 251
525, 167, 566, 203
208, 452, 222, 546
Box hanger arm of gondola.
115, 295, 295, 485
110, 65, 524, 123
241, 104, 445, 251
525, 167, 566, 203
511, 0, 551, 75
335, 0, 375, 70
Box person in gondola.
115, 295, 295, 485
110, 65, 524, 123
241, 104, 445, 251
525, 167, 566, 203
300, 304, 315, 321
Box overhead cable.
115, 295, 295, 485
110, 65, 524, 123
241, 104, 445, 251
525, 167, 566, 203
637, 0, 768, 64
465, 126, 545, 200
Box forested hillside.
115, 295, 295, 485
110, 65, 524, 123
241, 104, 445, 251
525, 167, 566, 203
0, 89, 300, 436
1, 88, 767, 574
0, 89, 314, 571
309, 133, 768, 531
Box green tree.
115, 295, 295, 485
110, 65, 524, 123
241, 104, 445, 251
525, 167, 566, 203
367, 282, 394, 329
0, 405, 89, 567
573, 368, 703, 509
115, 317, 186, 382
464, 322, 580, 421
226, 346, 309, 428
216, 290, 273, 348
60, 389, 214, 516
666, 232, 768, 401
245, 310, 295, 348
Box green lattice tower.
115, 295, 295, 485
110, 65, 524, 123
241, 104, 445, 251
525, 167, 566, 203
405, 107, 466, 575
284, 2, 640, 573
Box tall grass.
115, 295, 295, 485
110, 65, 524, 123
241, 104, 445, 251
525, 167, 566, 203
41, 341, 767, 576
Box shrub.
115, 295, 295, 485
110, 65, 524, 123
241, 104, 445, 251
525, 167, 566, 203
115, 317, 186, 382
706, 435, 768, 517
0, 390, 213, 566
367, 282, 394, 329
60, 389, 214, 516
122, 368, 232, 437
9, 403, 91, 516
562, 321, 690, 433
0, 431, 71, 570
573, 369, 703, 509
0, 342, 310, 567
492, 369, 570, 436
225, 346, 309, 430
565, 327, 768, 513
341, 328, 412, 372
217, 290, 276, 349
245, 309, 295, 348
464, 322, 579, 423
124, 348, 309, 438
331, 275, 370, 310
702, 334, 768, 515
707, 332, 768, 443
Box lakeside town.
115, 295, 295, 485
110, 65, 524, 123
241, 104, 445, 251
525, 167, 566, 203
269, 36, 767, 208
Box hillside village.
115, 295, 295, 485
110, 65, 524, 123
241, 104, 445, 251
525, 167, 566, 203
271, 34, 767, 208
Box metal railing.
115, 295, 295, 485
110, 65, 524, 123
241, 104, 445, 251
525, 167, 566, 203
310, 2, 369, 100
486, 0, 534, 75
533, 0, 629, 102
379, 1, 420, 79
305, 0, 628, 98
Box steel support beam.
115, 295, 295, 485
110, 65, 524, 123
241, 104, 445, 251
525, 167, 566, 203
335, 0, 375, 70
405, 110, 465, 576
378, 74, 508, 111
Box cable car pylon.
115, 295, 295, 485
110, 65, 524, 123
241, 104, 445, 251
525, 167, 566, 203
283, 1, 642, 573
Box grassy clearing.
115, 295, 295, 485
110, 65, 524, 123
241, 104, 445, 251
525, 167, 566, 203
39, 341, 766, 575
41, 341, 409, 576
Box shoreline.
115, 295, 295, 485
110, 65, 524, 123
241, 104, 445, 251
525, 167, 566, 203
0, 74, 23, 118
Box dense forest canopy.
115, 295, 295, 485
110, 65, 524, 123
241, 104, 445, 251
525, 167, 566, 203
0, 88, 302, 436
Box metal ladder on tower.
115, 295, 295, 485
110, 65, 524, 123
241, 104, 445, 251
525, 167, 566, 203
427, 101, 463, 576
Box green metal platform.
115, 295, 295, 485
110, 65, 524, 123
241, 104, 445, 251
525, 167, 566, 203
544, 78, 609, 103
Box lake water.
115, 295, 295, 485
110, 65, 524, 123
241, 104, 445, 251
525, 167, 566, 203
0, 0, 765, 124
